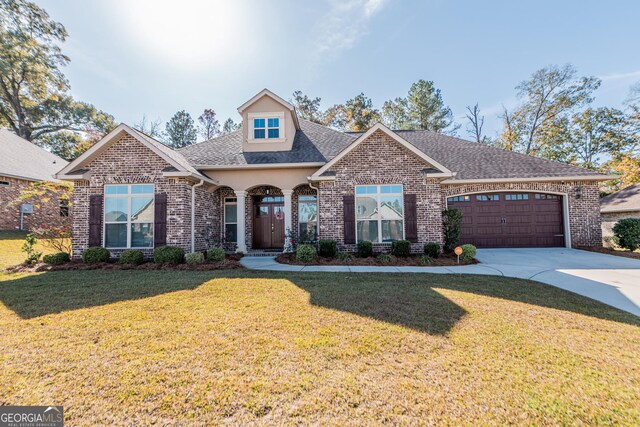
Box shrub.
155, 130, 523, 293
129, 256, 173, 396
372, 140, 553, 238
459, 244, 477, 261
207, 247, 226, 263
442, 208, 464, 252
154, 246, 185, 264
391, 240, 411, 257
82, 247, 110, 264
420, 255, 434, 265
318, 239, 337, 258
21, 233, 42, 265
613, 218, 640, 251
377, 253, 392, 263
356, 241, 373, 258
296, 244, 317, 263
186, 252, 205, 264
337, 252, 353, 263
602, 235, 620, 249
424, 242, 441, 258
42, 252, 70, 265
120, 249, 144, 265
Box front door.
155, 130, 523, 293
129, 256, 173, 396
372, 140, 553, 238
253, 196, 285, 249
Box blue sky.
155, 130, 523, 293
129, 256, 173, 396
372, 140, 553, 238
41, 0, 640, 139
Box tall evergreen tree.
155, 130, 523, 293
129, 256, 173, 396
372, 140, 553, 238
291, 91, 324, 124
198, 109, 220, 140
165, 110, 197, 148
222, 118, 240, 134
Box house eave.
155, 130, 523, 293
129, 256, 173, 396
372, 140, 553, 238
601, 208, 640, 214
195, 162, 325, 170
161, 171, 218, 185
441, 175, 614, 185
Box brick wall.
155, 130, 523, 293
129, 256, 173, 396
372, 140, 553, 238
441, 181, 602, 247
318, 129, 442, 253
71, 132, 204, 259
0, 176, 71, 231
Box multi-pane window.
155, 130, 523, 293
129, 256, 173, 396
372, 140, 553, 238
0, 180, 9, 186
534, 194, 559, 200
253, 117, 280, 140
104, 184, 154, 248
447, 195, 470, 202
59, 198, 70, 217
224, 197, 237, 243
505, 194, 529, 201
476, 194, 500, 201
298, 195, 317, 242
355, 185, 404, 243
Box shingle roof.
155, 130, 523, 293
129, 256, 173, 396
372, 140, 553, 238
179, 119, 354, 166
179, 120, 604, 181
601, 183, 640, 213
0, 129, 68, 181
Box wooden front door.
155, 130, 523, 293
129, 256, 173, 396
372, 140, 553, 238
253, 197, 285, 249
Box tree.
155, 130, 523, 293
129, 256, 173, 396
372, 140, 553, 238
165, 110, 197, 148
291, 90, 324, 124
198, 108, 220, 140
34, 131, 82, 160
501, 64, 600, 155
381, 97, 410, 130
0, 0, 115, 141
222, 118, 240, 134
602, 154, 640, 191
134, 114, 163, 139
340, 93, 380, 131
465, 103, 488, 143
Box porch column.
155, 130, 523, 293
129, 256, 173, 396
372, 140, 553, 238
235, 190, 247, 253
282, 189, 294, 252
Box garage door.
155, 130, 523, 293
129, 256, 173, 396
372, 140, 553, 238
447, 192, 564, 248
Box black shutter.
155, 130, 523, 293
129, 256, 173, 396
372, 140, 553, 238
89, 194, 103, 247
154, 192, 167, 247
343, 195, 355, 244
404, 193, 418, 243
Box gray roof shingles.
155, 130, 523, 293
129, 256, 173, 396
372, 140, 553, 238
0, 129, 68, 181
600, 183, 640, 213
178, 119, 604, 181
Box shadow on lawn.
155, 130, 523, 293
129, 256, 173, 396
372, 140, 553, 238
0, 271, 637, 333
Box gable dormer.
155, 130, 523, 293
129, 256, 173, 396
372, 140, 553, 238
237, 89, 300, 152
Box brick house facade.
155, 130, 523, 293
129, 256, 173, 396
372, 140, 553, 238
56, 90, 608, 259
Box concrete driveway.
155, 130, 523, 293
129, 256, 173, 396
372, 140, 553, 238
475, 248, 640, 316
242, 248, 640, 316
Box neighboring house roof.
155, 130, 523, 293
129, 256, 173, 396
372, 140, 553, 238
0, 129, 68, 181
600, 183, 640, 213
56, 124, 215, 184
179, 119, 354, 167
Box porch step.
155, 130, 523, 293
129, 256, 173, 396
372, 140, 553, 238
244, 250, 282, 257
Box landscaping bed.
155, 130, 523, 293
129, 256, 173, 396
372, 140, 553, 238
276, 252, 478, 266
577, 246, 640, 260
4, 254, 244, 273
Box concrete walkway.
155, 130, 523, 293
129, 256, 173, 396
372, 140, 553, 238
240, 248, 640, 316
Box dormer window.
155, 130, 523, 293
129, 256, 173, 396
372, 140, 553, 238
249, 112, 284, 143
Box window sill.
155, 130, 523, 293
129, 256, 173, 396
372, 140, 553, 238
248, 138, 286, 144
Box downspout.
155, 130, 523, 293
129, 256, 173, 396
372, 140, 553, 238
191, 180, 204, 253
308, 180, 320, 239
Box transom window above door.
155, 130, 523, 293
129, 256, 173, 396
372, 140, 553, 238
249, 112, 284, 142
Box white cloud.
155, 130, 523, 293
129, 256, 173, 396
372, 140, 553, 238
312, 0, 389, 61
597, 70, 640, 82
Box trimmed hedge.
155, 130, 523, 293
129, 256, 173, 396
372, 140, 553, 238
120, 249, 144, 265
459, 244, 477, 261
154, 246, 185, 264
43, 252, 70, 265
613, 218, 640, 251
424, 242, 441, 258
207, 247, 226, 263
391, 240, 411, 257
82, 247, 110, 264
186, 252, 205, 264
357, 241, 373, 258
318, 239, 337, 258
296, 244, 317, 263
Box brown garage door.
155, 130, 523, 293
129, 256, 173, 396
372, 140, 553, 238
447, 192, 564, 248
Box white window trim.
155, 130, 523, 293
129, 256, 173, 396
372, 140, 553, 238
224, 197, 238, 243
248, 112, 285, 143
355, 184, 405, 243
103, 184, 155, 249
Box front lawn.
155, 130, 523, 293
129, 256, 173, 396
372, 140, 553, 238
0, 268, 638, 425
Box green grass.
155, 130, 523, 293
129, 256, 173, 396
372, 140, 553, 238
0, 232, 639, 425
0, 230, 67, 269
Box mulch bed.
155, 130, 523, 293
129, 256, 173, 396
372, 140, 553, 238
577, 246, 640, 260
276, 252, 478, 267
4, 254, 244, 273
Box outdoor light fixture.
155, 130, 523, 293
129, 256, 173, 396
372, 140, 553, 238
575, 186, 583, 199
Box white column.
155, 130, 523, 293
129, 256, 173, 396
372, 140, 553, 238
234, 190, 247, 253
282, 189, 294, 252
